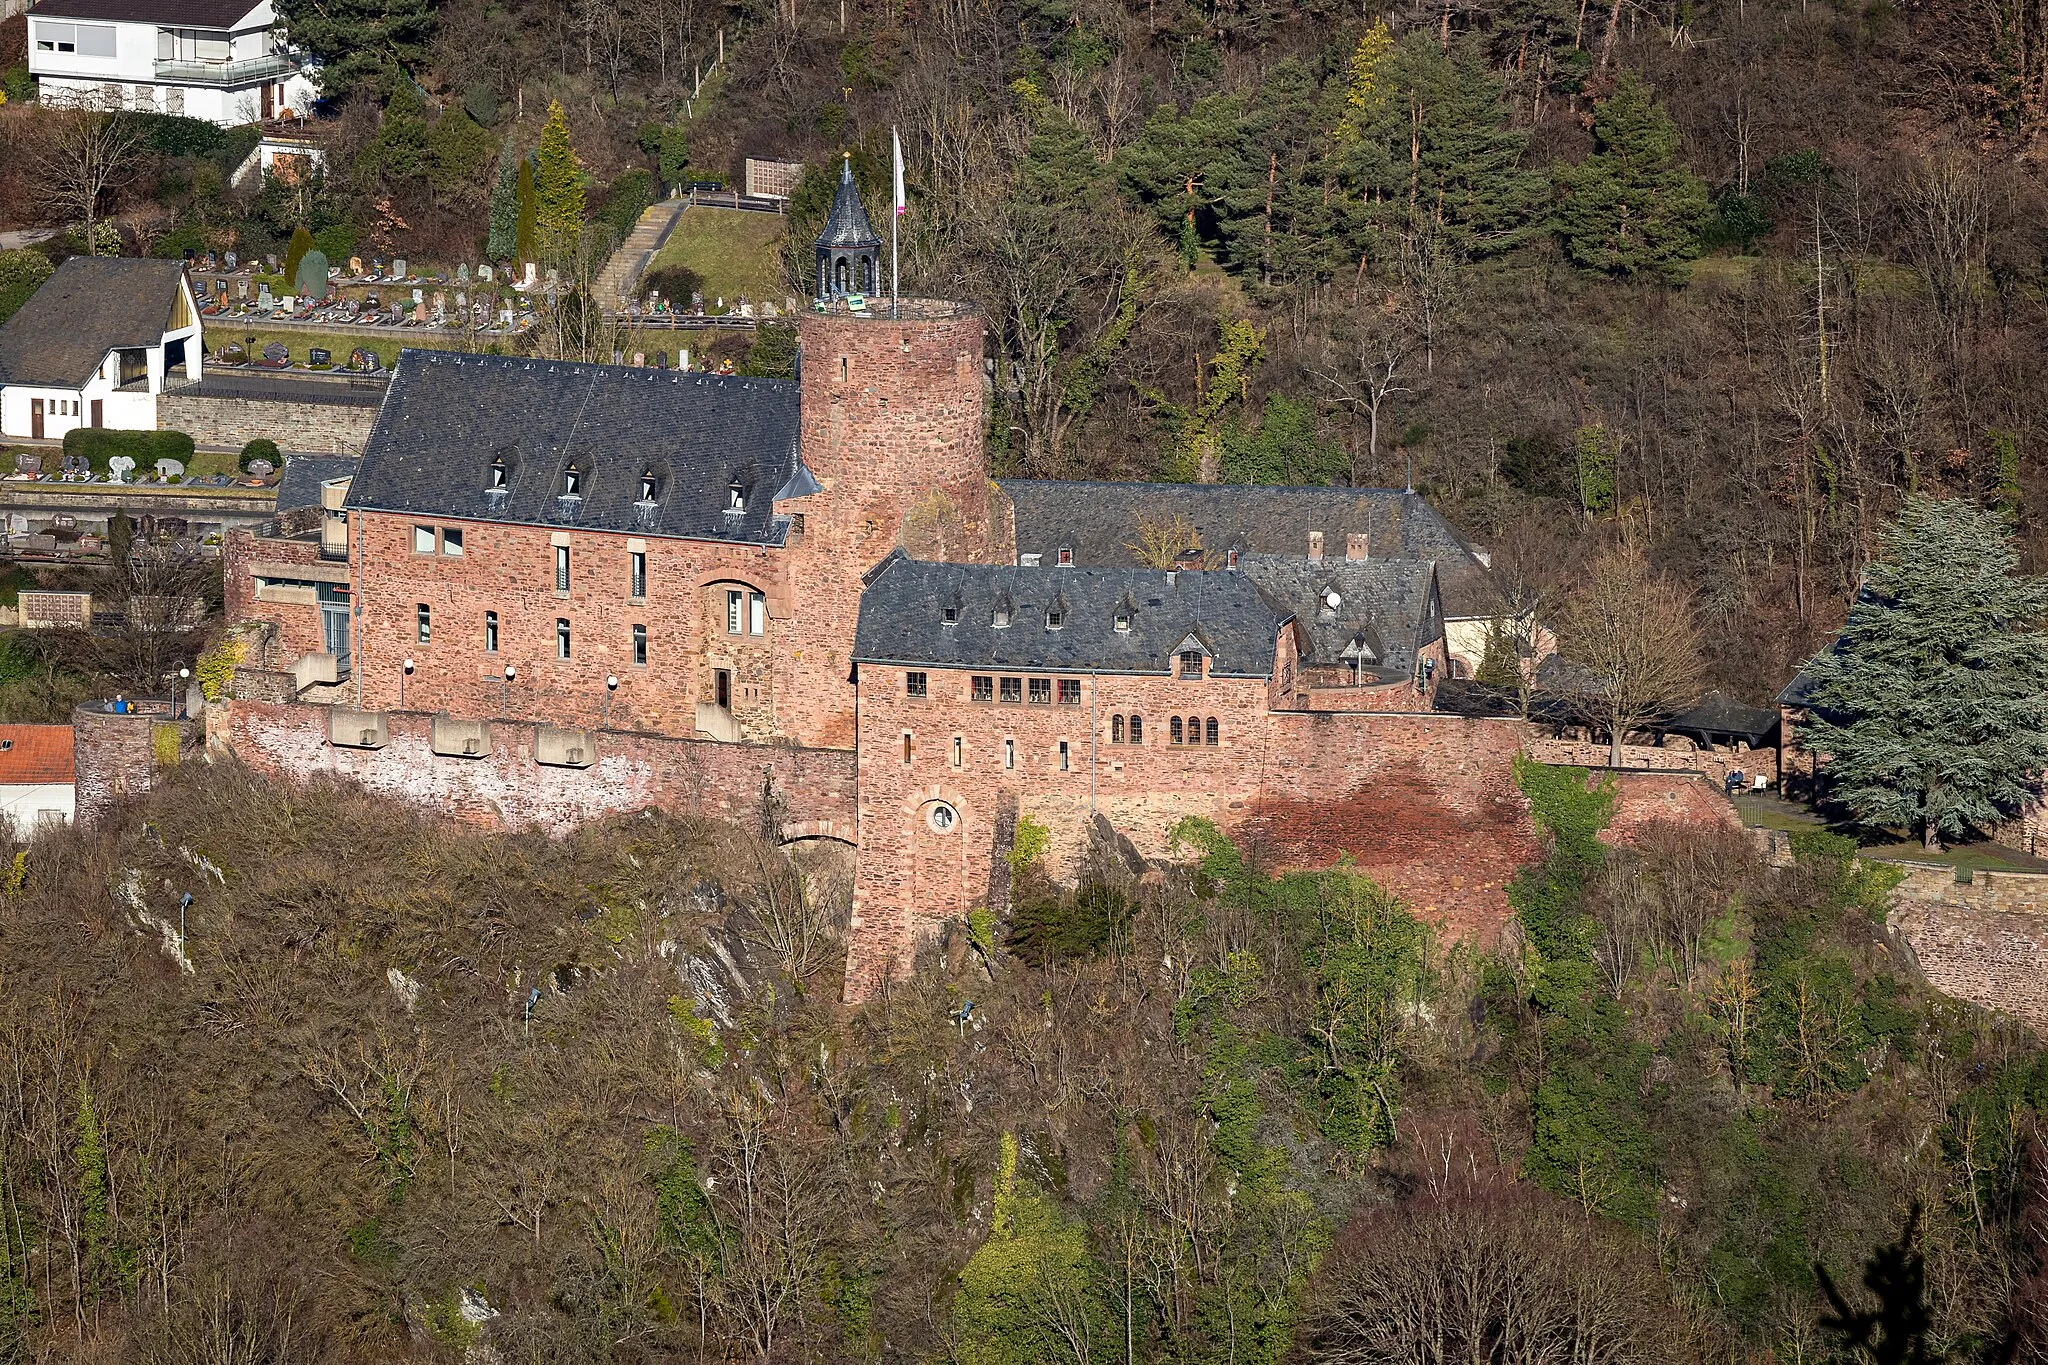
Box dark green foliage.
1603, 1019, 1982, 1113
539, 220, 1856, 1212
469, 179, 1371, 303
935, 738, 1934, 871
461, 82, 498, 127
1221, 394, 1342, 484
1553, 71, 1710, 278
1507, 758, 1611, 975
736, 321, 795, 378
61, 429, 195, 476
1801, 496, 2048, 846
371, 84, 431, 182
1004, 883, 1134, 965
514, 156, 538, 264
658, 125, 691, 188
487, 140, 520, 262
1701, 190, 1772, 253
644, 263, 704, 309
312, 224, 357, 265
282, 224, 315, 291
427, 107, 492, 192
0, 251, 52, 328
596, 169, 655, 244
239, 439, 281, 472
277, 0, 435, 98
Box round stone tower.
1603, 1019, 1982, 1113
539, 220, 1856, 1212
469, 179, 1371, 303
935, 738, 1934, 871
768, 299, 1004, 751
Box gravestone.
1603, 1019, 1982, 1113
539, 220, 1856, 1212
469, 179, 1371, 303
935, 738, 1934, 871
236, 278, 247, 298
154, 459, 185, 481
519, 262, 536, 287
15, 453, 41, 476
457, 263, 470, 284
411, 287, 424, 304
392, 258, 408, 279
691, 291, 704, 312
245, 459, 274, 477
612, 349, 626, 364
432, 290, 445, 311
478, 264, 493, 283
223, 251, 237, 269
349, 256, 364, 276
261, 342, 289, 365
633, 351, 645, 366
347, 347, 378, 372
308, 347, 331, 366
455, 290, 466, 308
499, 308, 513, 326
219, 341, 246, 364
412, 300, 428, 323
293, 248, 328, 299
264, 254, 278, 272
107, 457, 134, 484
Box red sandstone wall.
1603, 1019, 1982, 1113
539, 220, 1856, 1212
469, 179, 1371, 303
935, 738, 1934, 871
775, 305, 1005, 752
228, 699, 857, 838
222, 528, 328, 667
846, 664, 1546, 994
1888, 865, 2048, 1030
350, 510, 788, 741
1603, 770, 1745, 842
74, 709, 161, 826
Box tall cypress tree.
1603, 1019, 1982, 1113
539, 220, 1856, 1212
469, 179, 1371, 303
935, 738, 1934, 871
533, 100, 585, 262
1799, 496, 2048, 850
1553, 71, 1709, 279
487, 139, 519, 262
514, 157, 538, 266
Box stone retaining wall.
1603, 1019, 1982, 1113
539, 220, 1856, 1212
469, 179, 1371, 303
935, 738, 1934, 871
159, 393, 377, 455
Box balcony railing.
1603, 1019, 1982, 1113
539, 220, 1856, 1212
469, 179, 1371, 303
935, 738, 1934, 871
153, 53, 295, 84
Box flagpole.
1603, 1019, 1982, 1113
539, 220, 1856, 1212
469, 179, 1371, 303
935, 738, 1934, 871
891, 126, 902, 320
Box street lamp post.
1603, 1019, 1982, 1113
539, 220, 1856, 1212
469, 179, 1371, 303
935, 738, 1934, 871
604, 674, 618, 729
502, 664, 516, 716
401, 656, 414, 708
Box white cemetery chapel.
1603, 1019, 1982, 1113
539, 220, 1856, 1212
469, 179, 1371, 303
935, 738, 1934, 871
26, 0, 319, 127
0, 258, 203, 441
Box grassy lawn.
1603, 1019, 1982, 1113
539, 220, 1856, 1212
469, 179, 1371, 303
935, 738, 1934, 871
1731, 792, 2048, 872
645, 208, 789, 309
1732, 791, 1826, 833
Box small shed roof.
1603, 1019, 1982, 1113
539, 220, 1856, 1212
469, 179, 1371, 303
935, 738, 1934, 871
0, 726, 74, 786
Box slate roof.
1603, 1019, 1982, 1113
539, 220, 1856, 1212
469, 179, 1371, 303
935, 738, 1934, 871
0, 257, 190, 390
27, 0, 258, 25
818, 157, 882, 250
853, 552, 1287, 677
0, 726, 74, 786
1668, 690, 1779, 743
999, 480, 1500, 619
345, 351, 804, 545
276, 455, 357, 514
1239, 555, 1442, 682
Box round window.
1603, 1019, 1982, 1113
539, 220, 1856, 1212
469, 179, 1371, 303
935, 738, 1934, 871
926, 802, 958, 833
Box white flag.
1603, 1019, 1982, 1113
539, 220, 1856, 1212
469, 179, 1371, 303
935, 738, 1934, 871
892, 127, 907, 217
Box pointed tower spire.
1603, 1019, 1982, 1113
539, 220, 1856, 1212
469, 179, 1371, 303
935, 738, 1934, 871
814, 153, 882, 305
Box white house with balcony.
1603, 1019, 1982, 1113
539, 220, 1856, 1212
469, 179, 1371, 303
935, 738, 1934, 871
0, 258, 202, 440
27, 0, 318, 127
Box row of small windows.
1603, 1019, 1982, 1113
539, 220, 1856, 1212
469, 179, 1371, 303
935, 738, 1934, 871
417, 606, 648, 666
1109, 715, 1219, 745
487, 454, 747, 511
902, 733, 1077, 773
415, 534, 764, 631
960, 674, 1084, 705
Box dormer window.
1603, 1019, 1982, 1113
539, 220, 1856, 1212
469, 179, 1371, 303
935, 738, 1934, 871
992, 605, 1011, 629
727, 480, 745, 513
1057, 547, 1073, 566
488, 454, 508, 489
1113, 611, 1130, 633
943, 604, 959, 625
562, 463, 583, 497
1046, 607, 1063, 629
639, 468, 658, 502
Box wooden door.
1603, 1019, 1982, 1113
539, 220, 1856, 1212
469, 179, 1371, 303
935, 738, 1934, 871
28, 399, 42, 440
261, 83, 274, 119
90, 399, 102, 428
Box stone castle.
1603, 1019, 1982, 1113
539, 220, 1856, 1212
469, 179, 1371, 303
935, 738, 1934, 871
191, 163, 1730, 997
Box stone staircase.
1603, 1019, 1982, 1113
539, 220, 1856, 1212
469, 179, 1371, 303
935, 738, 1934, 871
596, 199, 689, 310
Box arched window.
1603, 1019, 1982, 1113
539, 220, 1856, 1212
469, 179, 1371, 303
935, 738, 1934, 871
835, 258, 850, 291
1129, 714, 1142, 744
1111, 714, 1124, 743
1170, 717, 1184, 745
1206, 717, 1219, 746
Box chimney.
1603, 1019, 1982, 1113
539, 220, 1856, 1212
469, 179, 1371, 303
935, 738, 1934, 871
1308, 530, 1324, 563
1346, 533, 1368, 563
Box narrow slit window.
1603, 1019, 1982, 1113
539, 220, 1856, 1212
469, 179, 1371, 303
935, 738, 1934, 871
951, 735, 962, 768
632, 623, 647, 665
416, 603, 430, 643
750, 591, 766, 635
1129, 715, 1142, 744
630, 551, 646, 598
483, 610, 498, 652
1058, 740, 1070, 772
1111, 714, 1124, 743
726, 589, 743, 635
903, 732, 913, 764
1004, 738, 1015, 771
556, 618, 571, 659
555, 545, 570, 592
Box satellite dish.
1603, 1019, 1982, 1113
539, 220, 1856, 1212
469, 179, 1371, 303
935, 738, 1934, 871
1323, 588, 1342, 610
107, 456, 135, 482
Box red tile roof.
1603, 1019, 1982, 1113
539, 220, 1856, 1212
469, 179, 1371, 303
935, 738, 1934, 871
0, 727, 75, 786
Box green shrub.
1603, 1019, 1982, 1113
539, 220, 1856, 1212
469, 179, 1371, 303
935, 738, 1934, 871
60, 429, 196, 476
597, 168, 656, 243
313, 225, 358, 265
0, 250, 52, 293
1005, 883, 1133, 965
239, 438, 280, 472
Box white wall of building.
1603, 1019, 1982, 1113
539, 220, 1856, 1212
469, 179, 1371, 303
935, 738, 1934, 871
30, 0, 319, 127
0, 277, 203, 439
0, 783, 74, 833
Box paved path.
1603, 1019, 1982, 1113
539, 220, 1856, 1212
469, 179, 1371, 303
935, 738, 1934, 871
0, 229, 55, 250
597, 198, 691, 309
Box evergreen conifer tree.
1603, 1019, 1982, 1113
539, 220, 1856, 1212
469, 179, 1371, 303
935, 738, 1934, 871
276, 0, 433, 97
1800, 496, 2048, 850
487, 138, 519, 262
1553, 71, 1709, 279
515, 157, 538, 265
282, 224, 314, 289
533, 101, 585, 261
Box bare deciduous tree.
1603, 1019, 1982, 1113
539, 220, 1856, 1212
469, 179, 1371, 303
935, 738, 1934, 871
1554, 547, 1705, 767
27, 89, 147, 253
